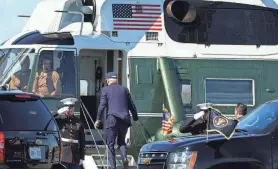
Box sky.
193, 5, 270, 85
0, 0, 40, 43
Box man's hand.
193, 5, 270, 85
133, 116, 138, 121
57, 107, 69, 115
79, 159, 84, 165
194, 111, 205, 120
94, 120, 101, 129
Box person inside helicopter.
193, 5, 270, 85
32, 56, 61, 97
9, 56, 31, 91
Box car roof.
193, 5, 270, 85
265, 99, 278, 104
0, 90, 40, 98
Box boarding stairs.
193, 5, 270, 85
83, 145, 137, 169
80, 102, 138, 169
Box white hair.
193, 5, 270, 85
107, 78, 118, 85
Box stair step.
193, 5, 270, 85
83, 155, 137, 169
92, 155, 136, 166
86, 144, 107, 148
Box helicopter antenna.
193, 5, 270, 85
17, 15, 31, 18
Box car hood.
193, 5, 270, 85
140, 133, 256, 152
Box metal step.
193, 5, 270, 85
83, 154, 137, 169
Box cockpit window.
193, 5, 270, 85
0, 48, 36, 90
0, 48, 76, 98
32, 50, 76, 98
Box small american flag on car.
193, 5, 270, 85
112, 3, 162, 31
162, 107, 174, 135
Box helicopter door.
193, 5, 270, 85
79, 49, 121, 146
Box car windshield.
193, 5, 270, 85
236, 101, 278, 134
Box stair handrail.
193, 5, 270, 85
80, 101, 108, 169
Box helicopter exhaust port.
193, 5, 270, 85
166, 0, 196, 23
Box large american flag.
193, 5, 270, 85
162, 107, 174, 135
112, 4, 162, 31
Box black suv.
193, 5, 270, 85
138, 100, 278, 169
0, 90, 65, 169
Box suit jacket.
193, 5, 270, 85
97, 83, 138, 127
55, 115, 85, 164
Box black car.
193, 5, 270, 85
0, 89, 65, 169
138, 100, 278, 169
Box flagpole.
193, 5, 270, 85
206, 102, 210, 143
206, 123, 209, 143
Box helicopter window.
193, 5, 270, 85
205, 78, 254, 106
12, 31, 74, 46
0, 48, 36, 90
59, 1, 83, 30
32, 50, 76, 98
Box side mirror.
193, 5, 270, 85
51, 163, 66, 169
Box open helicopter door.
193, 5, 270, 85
79, 50, 110, 146
78, 49, 136, 168
79, 50, 128, 144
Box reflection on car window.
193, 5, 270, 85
0, 99, 57, 131
236, 102, 278, 134
32, 50, 76, 98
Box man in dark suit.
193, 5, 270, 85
94, 72, 138, 169
55, 98, 85, 169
